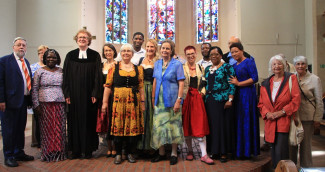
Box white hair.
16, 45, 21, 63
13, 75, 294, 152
293, 56, 308, 65
13, 37, 27, 45
120, 43, 134, 54
268, 55, 287, 75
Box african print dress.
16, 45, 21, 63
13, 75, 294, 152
32, 67, 66, 162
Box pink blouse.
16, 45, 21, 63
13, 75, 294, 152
32, 67, 65, 108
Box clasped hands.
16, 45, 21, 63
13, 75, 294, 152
266, 111, 283, 120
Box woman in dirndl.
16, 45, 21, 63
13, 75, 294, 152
182, 45, 213, 165
137, 39, 159, 153
101, 43, 145, 164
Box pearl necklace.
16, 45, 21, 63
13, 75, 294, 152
209, 62, 223, 74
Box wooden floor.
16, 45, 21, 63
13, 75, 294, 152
1, 114, 325, 171
0, 138, 272, 172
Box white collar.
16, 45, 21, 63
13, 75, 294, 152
79, 49, 87, 59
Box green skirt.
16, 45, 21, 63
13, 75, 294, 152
137, 81, 154, 150
150, 84, 184, 150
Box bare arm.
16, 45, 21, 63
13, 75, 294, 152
101, 87, 111, 113
140, 86, 145, 111
0, 102, 5, 112
229, 76, 254, 87
152, 78, 157, 109
174, 80, 184, 112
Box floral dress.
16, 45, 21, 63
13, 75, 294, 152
104, 62, 144, 136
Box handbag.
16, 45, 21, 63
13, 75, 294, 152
288, 75, 304, 146
289, 115, 304, 146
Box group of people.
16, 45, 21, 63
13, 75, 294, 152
0, 31, 323, 169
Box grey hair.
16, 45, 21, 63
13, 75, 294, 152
268, 55, 287, 75
293, 56, 308, 65
277, 53, 287, 61
13, 37, 27, 45
120, 43, 134, 54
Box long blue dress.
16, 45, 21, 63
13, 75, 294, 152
233, 58, 260, 158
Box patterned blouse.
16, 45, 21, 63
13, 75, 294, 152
32, 67, 65, 108
204, 63, 236, 102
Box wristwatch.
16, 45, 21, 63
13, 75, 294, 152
177, 96, 182, 100
282, 109, 286, 114
228, 98, 233, 102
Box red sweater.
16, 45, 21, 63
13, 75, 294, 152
258, 72, 300, 143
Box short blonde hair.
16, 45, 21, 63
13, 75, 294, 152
74, 29, 92, 46
37, 45, 48, 53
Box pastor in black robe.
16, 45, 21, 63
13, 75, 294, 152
63, 48, 102, 155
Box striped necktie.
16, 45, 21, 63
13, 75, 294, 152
20, 58, 31, 91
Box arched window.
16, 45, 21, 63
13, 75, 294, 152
105, 0, 128, 44
196, 0, 218, 43
148, 0, 175, 44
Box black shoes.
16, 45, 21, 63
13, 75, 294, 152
170, 156, 178, 165
68, 153, 81, 160
4, 154, 34, 167
220, 156, 227, 163
15, 154, 34, 161
4, 159, 18, 167
84, 153, 92, 159
151, 154, 167, 163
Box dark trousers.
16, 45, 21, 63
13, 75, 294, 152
31, 109, 41, 147
114, 136, 137, 155
271, 132, 289, 169
0, 98, 28, 159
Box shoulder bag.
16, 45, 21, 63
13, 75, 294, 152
288, 75, 304, 146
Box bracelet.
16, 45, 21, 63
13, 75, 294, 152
141, 100, 145, 102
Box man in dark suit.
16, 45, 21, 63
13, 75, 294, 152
0, 37, 34, 167
222, 36, 254, 65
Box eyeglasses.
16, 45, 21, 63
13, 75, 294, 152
185, 53, 195, 56
14, 43, 26, 48
78, 36, 88, 40
210, 53, 220, 57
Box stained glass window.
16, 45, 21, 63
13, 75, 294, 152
105, 0, 128, 44
196, 0, 218, 43
148, 0, 175, 44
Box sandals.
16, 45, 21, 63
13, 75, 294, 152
106, 150, 117, 158
186, 151, 194, 161
111, 150, 117, 158
106, 150, 112, 157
